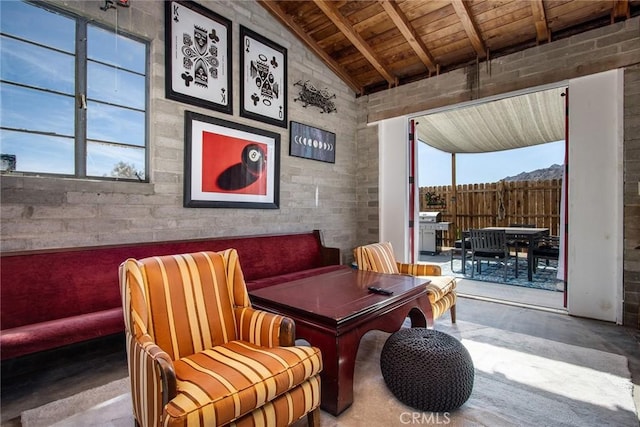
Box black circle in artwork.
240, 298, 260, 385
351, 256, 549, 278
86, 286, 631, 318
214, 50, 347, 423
241, 144, 266, 177
216, 144, 266, 191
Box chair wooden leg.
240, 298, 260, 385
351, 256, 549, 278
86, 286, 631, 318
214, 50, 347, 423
450, 304, 456, 323
307, 407, 321, 427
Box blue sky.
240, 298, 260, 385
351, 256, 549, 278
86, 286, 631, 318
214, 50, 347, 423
418, 140, 565, 186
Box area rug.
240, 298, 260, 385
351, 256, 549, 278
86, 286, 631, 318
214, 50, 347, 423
22, 321, 637, 427
439, 257, 563, 292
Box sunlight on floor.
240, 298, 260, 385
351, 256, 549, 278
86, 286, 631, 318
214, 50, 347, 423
463, 337, 634, 412
456, 279, 565, 311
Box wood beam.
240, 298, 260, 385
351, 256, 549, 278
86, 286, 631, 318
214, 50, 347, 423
611, 0, 630, 23
313, 0, 398, 87
379, 0, 438, 74
258, 0, 363, 95
450, 0, 487, 59
530, 0, 550, 43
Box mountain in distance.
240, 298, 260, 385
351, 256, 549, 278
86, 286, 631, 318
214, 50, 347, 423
503, 164, 564, 182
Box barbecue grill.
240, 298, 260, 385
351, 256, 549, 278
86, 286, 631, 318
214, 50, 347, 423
419, 212, 451, 255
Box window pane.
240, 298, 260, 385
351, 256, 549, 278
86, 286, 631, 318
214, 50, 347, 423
0, 36, 75, 94
87, 141, 145, 179
0, 1, 74, 53
1, 84, 74, 136
0, 130, 74, 174
87, 102, 145, 147
0, 3, 148, 181
88, 25, 145, 74
88, 62, 145, 110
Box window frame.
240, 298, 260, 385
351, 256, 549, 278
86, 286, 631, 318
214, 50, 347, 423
0, 0, 150, 182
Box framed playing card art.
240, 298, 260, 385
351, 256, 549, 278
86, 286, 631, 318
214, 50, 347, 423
240, 26, 287, 128
165, 1, 232, 114
184, 111, 280, 209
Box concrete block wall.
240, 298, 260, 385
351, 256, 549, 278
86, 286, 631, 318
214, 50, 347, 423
355, 96, 378, 251
356, 17, 640, 326
0, 0, 358, 259
624, 65, 640, 328
2, 1, 638, 325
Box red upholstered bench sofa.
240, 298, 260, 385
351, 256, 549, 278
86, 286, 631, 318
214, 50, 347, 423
0, 230, 346, 361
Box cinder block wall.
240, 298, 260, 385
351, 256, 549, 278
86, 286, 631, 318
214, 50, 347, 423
2, 1, 638, 325
624, 65, 640, 328
356, 17, 640, 326
0, 0, 358, 259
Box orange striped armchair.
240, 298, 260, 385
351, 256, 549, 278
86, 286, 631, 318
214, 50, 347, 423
119, 249, 322, 427
353, 242, 457, 323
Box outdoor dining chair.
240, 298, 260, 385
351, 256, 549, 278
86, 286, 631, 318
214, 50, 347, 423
532, 235, 560, 273
469, 229, 513, 281
450, 237, 471, 272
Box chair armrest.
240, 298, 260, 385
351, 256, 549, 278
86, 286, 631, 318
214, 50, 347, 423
278, 317, 296, 347
397, 263, 442, 276
235, 307, 295, 347
128, 333, 176, 420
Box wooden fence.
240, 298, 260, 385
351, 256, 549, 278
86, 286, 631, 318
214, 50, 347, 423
419, 179, 562, 247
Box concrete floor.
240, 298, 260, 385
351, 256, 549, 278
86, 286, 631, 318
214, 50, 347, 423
420, 250, 566, 310
1, 297, 638, 426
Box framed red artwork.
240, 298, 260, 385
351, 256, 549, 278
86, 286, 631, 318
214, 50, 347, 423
184, 111, 280, 208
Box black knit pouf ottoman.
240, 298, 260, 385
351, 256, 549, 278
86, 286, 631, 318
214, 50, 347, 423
380, 328, 474, 412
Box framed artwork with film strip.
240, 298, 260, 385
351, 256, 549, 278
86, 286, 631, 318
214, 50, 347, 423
184, 111, 280, 209
289, 121, 336, 163
165, 1, 232, 114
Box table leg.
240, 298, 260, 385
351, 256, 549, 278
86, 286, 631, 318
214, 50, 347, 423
300, 329, 358, 416
527, 236, 534, 281
293, 293, 430, 415
461, 238, 467, 274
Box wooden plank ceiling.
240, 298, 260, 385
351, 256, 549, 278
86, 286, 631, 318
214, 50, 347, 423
259, 0, 639, 96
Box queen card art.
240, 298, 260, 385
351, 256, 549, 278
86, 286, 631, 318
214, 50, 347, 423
240, 26, 287, 128
165, 1, 232, 114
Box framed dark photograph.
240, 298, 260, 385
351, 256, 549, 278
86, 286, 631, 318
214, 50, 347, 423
240, 25, 287, 128
289, 121, 336, 163
165, 1, 232, 114
184, 111, 280, 209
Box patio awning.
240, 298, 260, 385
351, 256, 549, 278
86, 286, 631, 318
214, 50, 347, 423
415, 87, 566, 153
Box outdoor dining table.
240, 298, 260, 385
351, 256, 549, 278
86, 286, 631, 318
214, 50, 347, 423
460, 227, 550, 281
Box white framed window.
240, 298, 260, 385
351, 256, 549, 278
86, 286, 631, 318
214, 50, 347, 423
0, 1, 148, 181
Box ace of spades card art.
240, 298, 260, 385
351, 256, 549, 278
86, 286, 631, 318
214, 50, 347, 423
165, 1, 232, 114
240, 26, 288, 128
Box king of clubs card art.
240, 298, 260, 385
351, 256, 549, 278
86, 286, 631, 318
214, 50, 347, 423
240, 26, 288, 128
165, 1, 232, 114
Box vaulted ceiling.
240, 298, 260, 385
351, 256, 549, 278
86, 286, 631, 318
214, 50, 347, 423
259, 0, 639, 96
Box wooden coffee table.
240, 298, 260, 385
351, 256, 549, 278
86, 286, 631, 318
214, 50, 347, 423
249, 268, 433, 415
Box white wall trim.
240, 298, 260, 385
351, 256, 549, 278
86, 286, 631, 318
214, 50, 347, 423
567, 69, 624, 323
378, 117, 409, 261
